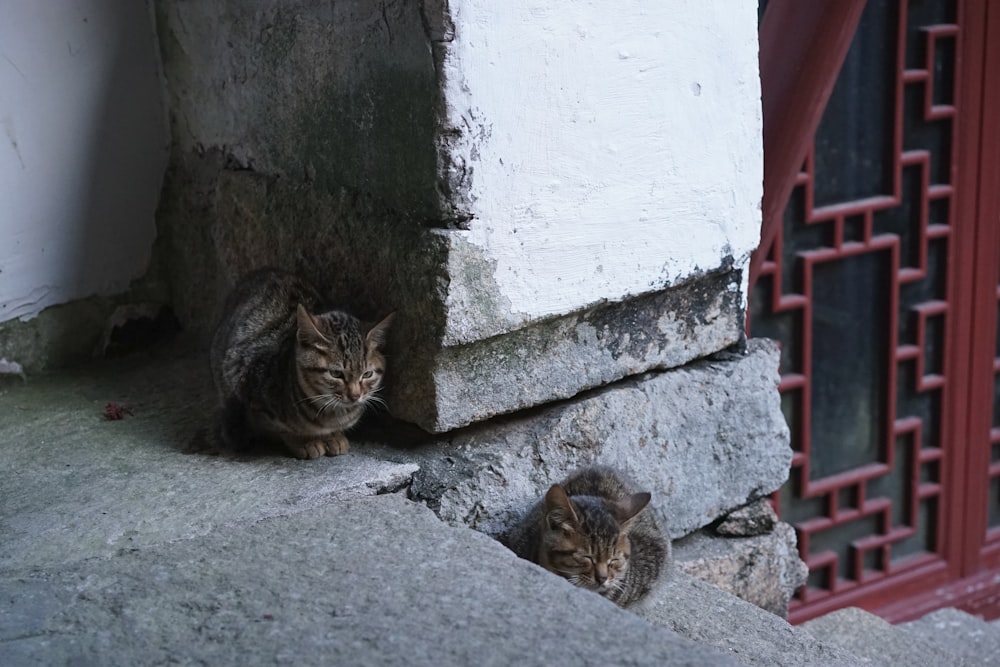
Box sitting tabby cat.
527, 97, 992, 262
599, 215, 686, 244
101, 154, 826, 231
502, 465, 669, 608
209, 268, 392, 459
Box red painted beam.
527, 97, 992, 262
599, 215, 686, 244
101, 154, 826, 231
753, 0, 868, 281
955, 0, 1000, 576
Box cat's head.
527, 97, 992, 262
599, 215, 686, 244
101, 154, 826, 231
538, 483, 651, 597
294, 305, 394, 408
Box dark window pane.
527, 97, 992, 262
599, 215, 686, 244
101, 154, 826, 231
813, 0, 898, 207
809, 251, 892, 480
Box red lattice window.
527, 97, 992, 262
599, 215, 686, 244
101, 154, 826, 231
750, 0, 963, 620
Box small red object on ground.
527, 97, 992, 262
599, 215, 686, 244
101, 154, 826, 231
103, 402, 133, 421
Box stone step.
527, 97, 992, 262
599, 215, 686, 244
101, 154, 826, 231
801, 607, 1000, 667
802, 606, 982, 667
639, 572, 862, 666
0, 349, 418, 571
899, 608, 1000, 666
0, 493, 740, 666
0, 348, 746, 666
0, 343, 856, 666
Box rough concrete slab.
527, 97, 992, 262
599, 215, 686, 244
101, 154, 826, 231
673, 522, 807, 618
637, 571, 861, 666
422, 263, 746, 431
0, 348, 416, 570
401, 339, 791, 538
802, 606, 976, 666
899, 608, 1000, 666
0, 494, 739, 667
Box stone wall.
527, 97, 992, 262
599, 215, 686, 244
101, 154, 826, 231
151, 0, 763, 433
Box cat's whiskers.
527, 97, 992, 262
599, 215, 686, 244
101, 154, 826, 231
364, 394, 388, 411
295, 392, 344, 417
297, 393, 331, 406
316, 395, 344, 416
606, 577, 626, 595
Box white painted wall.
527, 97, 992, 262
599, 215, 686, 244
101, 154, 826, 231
0, 1, 167, 323
438, 0, 762, 344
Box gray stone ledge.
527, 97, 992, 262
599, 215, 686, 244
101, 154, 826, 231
417, 265, 746, 431
640, 572, 861, 666
401, 338, 792, 538
1, 495, 738, 667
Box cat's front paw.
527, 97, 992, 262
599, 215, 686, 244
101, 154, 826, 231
288, 440, 327, 460
324, 433, 350, 457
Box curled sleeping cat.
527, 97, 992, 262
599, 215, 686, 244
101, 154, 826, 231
502, 465, 669, 608
209, 268, 392, 459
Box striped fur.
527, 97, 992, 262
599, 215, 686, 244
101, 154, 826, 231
501, 465, 669, 608
209, 268, 392, 459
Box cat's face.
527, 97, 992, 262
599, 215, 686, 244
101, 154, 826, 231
294, 306, 393, 409
538, 485, 650, 598
541, 518, 631, 595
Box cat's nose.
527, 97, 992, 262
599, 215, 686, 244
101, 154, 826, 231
594, 566, 608, 585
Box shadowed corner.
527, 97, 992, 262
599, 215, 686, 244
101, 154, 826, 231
65, 0, 169, 332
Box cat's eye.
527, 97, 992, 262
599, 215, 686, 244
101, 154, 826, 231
328, 370, 345, 380
362, 370, 374, 379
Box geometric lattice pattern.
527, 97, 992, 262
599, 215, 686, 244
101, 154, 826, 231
749, 0, 959, 617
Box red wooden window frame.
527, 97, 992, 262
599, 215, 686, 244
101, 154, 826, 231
754, 0, 1000, 622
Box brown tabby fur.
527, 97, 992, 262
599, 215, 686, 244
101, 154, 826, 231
209, 268, 392, 459
502, 465, 669, 608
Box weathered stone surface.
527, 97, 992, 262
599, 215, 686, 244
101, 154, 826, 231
0, 346, 417, 570
1, 495, 739, 667
899, 608, 1000, 665
715, 498, 779, 537
0, 335, 865, 667
673, 522, 808, 618
154, 156, 448, 345
639, 572, 862, 666
426, 263, 746, 431
803, 607, 974, 666
155, 0, 442, 221
401, 338, 791, 537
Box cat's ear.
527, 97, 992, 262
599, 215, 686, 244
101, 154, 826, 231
366, 312, 395, 348
543, 484, 579, 532
612, 492, 651, 525
296, 304, 328, 348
